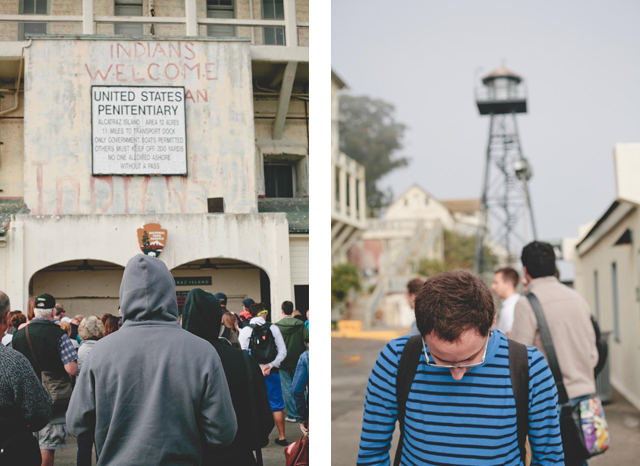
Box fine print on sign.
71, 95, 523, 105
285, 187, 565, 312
92, 86, 187, 175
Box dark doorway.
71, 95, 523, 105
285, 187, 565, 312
294, 285, 309, 315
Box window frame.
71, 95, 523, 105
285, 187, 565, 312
264, 162, 296, 198
612, 262, 620, 342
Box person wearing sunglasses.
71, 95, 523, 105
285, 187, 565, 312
357, 270, 564, 465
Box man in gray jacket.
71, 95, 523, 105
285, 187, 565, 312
67, 254, 237, 465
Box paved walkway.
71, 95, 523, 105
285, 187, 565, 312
332, 336, 640, 466
53, 419, 303, 466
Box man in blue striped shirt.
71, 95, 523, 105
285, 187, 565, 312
358, 270, 564, 465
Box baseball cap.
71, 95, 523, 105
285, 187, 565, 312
242, 298, 255, 308
214, 292, 227, 305
35, 293, 56, 310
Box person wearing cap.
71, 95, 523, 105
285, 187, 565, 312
214, 292, 229, 313
12, 293, 78, 466
238, 298, 254, 328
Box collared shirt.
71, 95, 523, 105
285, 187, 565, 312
238, 316, 287, 369
495, 292, 521, 334
32, 318, 78, 365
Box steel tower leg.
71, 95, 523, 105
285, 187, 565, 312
474, 114, 494, 274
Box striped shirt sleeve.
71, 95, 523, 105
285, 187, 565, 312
527, 347, 565, 464
357, 338, 403, 466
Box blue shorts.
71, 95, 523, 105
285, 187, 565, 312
264, 372, 285, 412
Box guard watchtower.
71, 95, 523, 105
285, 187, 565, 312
473, 66, 537, 274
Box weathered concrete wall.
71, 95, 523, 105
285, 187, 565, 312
5, 212, 292, 321
0, 90, 24, 198
24, 37, 257, 215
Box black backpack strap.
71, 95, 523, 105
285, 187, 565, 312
393, 335, 423, 466
509, 338, 530, 462
526, 293, 569, 405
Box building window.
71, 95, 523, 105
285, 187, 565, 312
612, 262, 620, 342
207, 0, 235, 37
593, 270, 600, 322
115, 0, 143, 36
335, 167, 340, 205
19, 0, 48, 41
262, 0, 285, 45
264, 163, 294, 198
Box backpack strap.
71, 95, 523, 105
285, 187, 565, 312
393, 335, 423, 466
24, 325, 43, 382
508, 338, 530, 462
526, 293, 569, 405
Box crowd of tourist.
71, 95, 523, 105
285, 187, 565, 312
0, 254, 309, 466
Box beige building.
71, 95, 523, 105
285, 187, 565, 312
0, 0, 309, 319
331, 70, 366, 264
574, 143, 640, 410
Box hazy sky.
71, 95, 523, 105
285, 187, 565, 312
332, 0, 640, 240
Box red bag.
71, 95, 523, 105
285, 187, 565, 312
284, 435, 309, 466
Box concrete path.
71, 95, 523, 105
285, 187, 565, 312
53, 418, 303, 466
332, 336, 640, 466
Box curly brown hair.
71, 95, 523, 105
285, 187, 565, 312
415, 270, 495, 341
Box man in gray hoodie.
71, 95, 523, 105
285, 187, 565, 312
67, 254, 237, 465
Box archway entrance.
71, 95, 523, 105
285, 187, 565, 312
171, 258, 271, 320
30, 259, 125, 318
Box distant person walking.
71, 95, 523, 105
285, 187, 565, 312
239, 303, 288, 446
511, 241, 599, 466
275, 301, 309, 423
0, 290, 53, 466
183, 289, 274, 465
67, 254, 237, 465
12, 293, 78, 466
358, 270, 564, 465
238, 298, 254, 328
491, 267, 521, 337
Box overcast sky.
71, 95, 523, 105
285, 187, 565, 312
332, 0, 640, 240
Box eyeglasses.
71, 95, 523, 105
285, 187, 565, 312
258, 310, 269, 317
423, 331, 492, 369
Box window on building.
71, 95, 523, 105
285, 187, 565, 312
262, 0, 285, 45
612, 262, 620, 342
594, 270, 600, 323
115, 0, 143, 36
264, 163, 294, 198
19, 0, 48, 41
207, 0, 235, 37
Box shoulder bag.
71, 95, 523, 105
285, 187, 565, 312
526, 293, 610, 462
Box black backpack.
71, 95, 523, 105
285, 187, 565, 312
248, 322, 277, 364
238, 314, 251, 329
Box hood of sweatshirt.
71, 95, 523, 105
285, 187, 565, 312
182, 288, 222, 346
276, 316, 306, 335
119, 254, 178, 324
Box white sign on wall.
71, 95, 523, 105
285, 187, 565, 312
91, 86, 187, 175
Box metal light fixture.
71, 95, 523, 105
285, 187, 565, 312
199, 259, 217, 269
77, 260, 95, 271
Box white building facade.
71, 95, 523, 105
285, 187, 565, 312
574, 143, 640, 410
